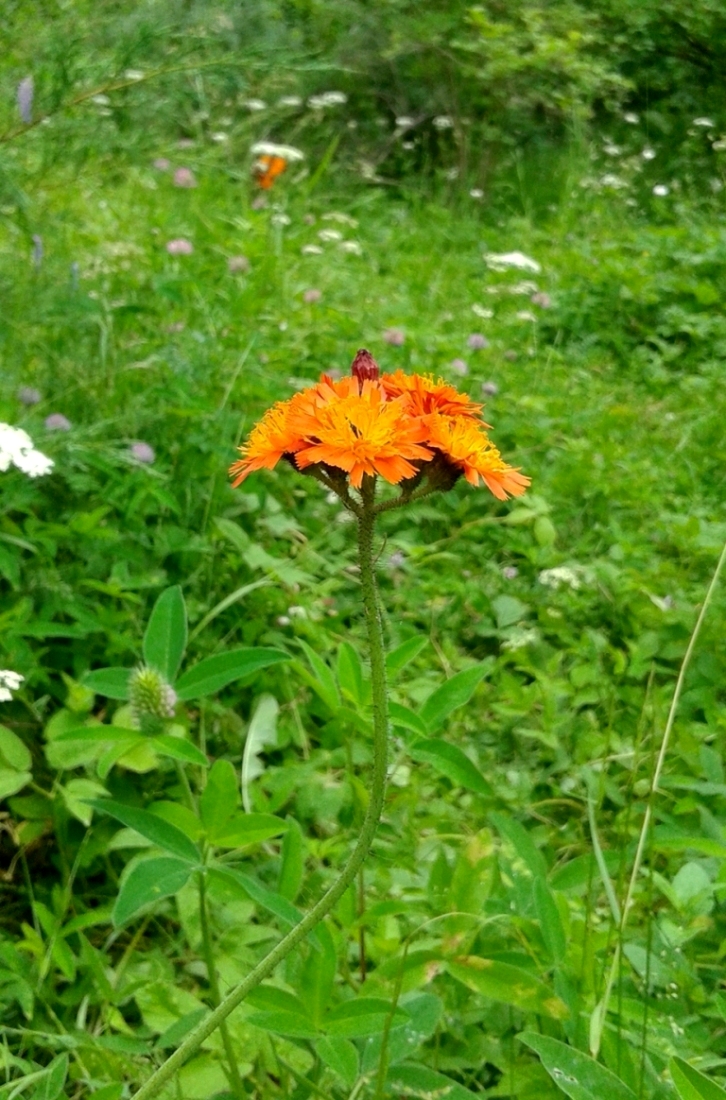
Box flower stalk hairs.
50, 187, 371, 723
133, 353, 528, 1100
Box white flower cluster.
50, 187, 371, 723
0, 670, 24, 702
308, 91, 347, 109
0, 423, 54, 478
250, 141, 305, 162
484, 251, 541, 274
539, 566, 583, 591
502, 627, 539, 651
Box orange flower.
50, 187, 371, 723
382, 370, 485, 421
425, 413, 530, 499
229, 403, 304, 487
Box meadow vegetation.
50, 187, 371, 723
2, 2, 726, 1099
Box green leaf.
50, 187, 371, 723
323, 999, 410, 1038
242, 694, 279, 812
246, 1009, 318, 1038
491, 594, 529, 629
337, 642, 365, 706
520, 1032, 637, 1100
670, 1057, 726, 1100
35, 1054, 69, 1100
386, 637, 429, 678
410, 738, 492, 796
315, 1037, 359, 1088
419, 663, 491, 730
175, 648, 288, 701
210, 867, 318, 945
389, 702, 429, 737
298, 640, 340, 712
447, 958, 568, 1019
143, 586, 187, 681
491, 811, 549, 879
88, 799, 200, 863
0, 725, 31, 771
278, 817, 304, 902
82, 667, 131, 700
388, 1063, 479, 1100
0, 768, 31, 800
55, 725, 138, 744
113, 857, 192, 926
200, 759, 239, 832
209, 812, 288, 848
533, 878, 567, 964
151, 735, 208, 767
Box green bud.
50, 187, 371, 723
128, 666, 177, 734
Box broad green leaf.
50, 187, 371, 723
297, 640, 340, 712
491, 811, 549, 879
389, 703, 429, 737
337, 642, 365, 706
88, 799, 200, 863
410, 738, 492, 796
520, 1032, 637, 1100
89, 1084, 124, 1100
278, 817, 304, 902
361, 992, 443, 1075
209, 812, 288, 848
0, 725, 31, 771
151, 735, 208, 767
143, 586, 187, 682
82, 667, 131, 700
491, 593, 529, 629
300, 921, 336, 1026
324, 999, 410, 1038
316, 1036, 359, 1088
447, 958, 568, 1019
0, 768, 32, 800
175, 648, 287, 701
670, 1057, 726, 1100
113, 857, 192, 926
211, 867, 318, 946
35, 1053, 69, 1100
56, 725, 138, 744
242, 694, 279, 812
550, 851, 619, 893
200, 759, 239, 832
155, 1008, 208, 1050
388, 1063, 479, 1100
386, 636, 429, 677
247, 1009, 319, 1038
419, 662, 491, 730
62, 779, 109, 826
533, 878, 567, 964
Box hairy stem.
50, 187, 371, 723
197, 872, 245, 1099
132, 479, 389, 1100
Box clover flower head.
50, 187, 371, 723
131, 441, 155, 464
129, 666, 177, 727
45, 413, 71, 431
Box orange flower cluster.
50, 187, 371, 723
230, 350, 529, 500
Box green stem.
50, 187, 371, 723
197, 872, 245, 1100
132, 478, 389, 1100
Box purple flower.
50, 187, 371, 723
17, 76, 33, 124
303, 288, 322, 303
383, 328, 405, 346
388, 550, 406, 568
18, 387, 41, 406
251, 196, 268, 210
31, 235, 43, 269
467, 333, 489, 350
228, 255, 250, 274
173, 167, 197, 188
450, 358, 468, 376
153, 157, 171, 171
45, 414, 72, 432
130, 441, 155, 464
166, 238, 193, 255
502, 566, 519, 580
531, 291, 552, 309
482, 380, 499, 396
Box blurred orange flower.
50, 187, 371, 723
230, 350, 529, 499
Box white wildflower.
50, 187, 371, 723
641, 147, 656, 160
712, 139, 726, 151
516, 310, 537, 322
693, 117, 715, 128
319, 228, 343, 242
250, 141, 304, 162
278, 95, 303, 107
539, 566, 582, 591
623, 112, 639, 124
308, 91, 347, 109
601, 174, 628, 188
0, 670, 24, 702
502, 627, 539, 651
211, 131, 229, 143
92, 94, 111, 106
271, 213, 291, 227
472, 304, 494, 319
302, 244, 323, 255
124, 69, 144, 81
470, 188, 484, 199
395, 116, 414, 128
322, 211, 358, 226
711, 178, 724, 191
484, 251, 541, 274
340, 240, 362, 254
287, 605, 307, 619
509, 280, 539, 295
444, 167, 459, 180
603, 143, 622, 156
653, 184, 669, 196
245, 99, 267, 111
433, 115, 453, 130
0, 423, 54, 478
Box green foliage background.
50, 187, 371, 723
1, 1, 726, 1098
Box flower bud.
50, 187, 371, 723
129, 666, 177, 733
351, 348, 380, 382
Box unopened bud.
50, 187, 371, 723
351, 348, 380, 382
129, 666, 177, 732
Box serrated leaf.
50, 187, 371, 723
82, 667, 131, 700
143, 586, 187, 682
113, 857, 192, 926
175, 648, 288, 701
447, 958, 568, 1019
670, 1057, 726, 1100
410, 738, 492, 795
88, 799, 200, 863
419, 663, 491, 730
520, 1032, 637, 1100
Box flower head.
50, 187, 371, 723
230, 353, 529, 501
0, 670, 24, 702
1, 423, 54, 477
173, 167, 197, 188
45, 413, 71, 432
